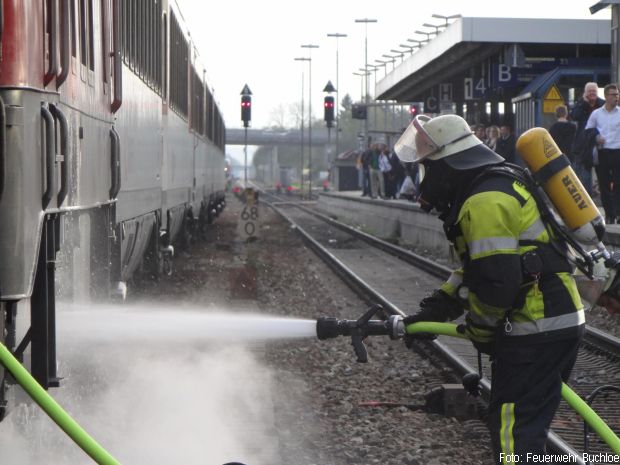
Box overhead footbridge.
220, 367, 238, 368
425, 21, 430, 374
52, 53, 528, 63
226, 127, 331, 146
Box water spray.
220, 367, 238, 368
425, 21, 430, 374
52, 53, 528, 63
316, 306, 620, 455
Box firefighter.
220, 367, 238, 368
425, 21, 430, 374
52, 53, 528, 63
395, 114, 585, 464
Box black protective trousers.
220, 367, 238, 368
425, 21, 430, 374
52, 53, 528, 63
595, 148, 620, 221
487, 335, 582, 464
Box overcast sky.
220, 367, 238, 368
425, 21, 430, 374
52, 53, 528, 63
174, 0, 610, 161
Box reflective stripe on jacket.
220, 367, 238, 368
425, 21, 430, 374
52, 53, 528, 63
441, 175, 584, 344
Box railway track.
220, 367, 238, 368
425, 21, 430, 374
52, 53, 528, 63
259, 189, 620, 464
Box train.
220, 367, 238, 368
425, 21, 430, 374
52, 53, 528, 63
0, 0, 227, 417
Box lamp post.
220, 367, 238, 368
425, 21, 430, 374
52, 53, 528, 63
327, 32, 347, 162
422, 22, 445, 35
381, 54, 397, 71
363, 65, 381, 127
352, 71, 368, 101
374, 59, 389, 77
407, 38, 428, 47
355, 18, 377, 147
294, 57, 310, 192
399, 43, 419, 55
415, 30, 435, 42
390, 49, 406, 61
301, 43, 318, 198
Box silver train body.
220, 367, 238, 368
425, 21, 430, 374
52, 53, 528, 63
0, 0, 226, 414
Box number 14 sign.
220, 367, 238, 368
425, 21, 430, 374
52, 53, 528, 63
464, 77, 487, 100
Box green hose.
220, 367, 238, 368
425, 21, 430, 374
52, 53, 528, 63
0, 342, 121, 465
561, 383, 620, 454
406, 321, 620, 455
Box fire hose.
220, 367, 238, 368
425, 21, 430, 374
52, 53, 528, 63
316, 306, 620, 455
0, 341, 121, 465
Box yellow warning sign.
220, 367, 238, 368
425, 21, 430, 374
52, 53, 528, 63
544, 85, 563, 101
543, 84, 565, 113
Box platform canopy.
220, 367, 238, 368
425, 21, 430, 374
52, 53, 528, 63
376, 17, 610, 111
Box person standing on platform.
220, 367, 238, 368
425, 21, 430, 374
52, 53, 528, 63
495, 124, 516, 163
549, 105, 577, 164
388, 148, 406, 198
369, 143, 382, 199
359, 144, 372, 197
394, 114, 584, 465
485, 125, 500, 152
474, 124, 487, 144
379, 144, 393, 199
586, 83, 620, 224
571, 82, 604, 196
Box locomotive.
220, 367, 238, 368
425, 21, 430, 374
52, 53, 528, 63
0, 0, 227, 416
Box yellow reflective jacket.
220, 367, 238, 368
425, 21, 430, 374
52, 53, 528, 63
440, 173, 585, 345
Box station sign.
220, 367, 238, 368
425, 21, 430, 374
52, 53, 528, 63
439, 83, 453, 102
492, 57, 610, 89
238, 187, 260, 241
424, 96, 439, 114
464, 77, 488, 100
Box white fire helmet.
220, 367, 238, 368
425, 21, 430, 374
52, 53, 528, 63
394, 114, 504, 169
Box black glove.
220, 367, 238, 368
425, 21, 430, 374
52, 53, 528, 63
406, 289, 463, 324
402, 290, 464, 347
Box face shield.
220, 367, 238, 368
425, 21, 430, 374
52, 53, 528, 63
394, 115, 437, 163
395, 114, 504, 168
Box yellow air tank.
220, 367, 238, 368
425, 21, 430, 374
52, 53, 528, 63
516, 127, 605, 245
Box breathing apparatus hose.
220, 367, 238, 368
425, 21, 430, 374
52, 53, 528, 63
405, 321, 620, 455
0, 342, 121, 465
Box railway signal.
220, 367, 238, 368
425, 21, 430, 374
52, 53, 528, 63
240, 84, 253, 185
240, 84, 252, 128
324, 96, 335, 127
241, 95, 252, 127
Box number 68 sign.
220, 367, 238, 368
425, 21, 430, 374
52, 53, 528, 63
239, 188, 260, 241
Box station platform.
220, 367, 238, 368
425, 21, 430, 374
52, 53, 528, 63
316, 190, 620, 265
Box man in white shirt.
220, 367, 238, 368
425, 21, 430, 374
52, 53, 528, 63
586, 83, 620, 223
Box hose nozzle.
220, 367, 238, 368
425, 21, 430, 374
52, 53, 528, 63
316, 316, 343, 340
316, 305, 404, 362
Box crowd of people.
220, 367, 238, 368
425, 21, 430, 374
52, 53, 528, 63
357, 139, 409, 200
357, 81, 620, 223
357, 123, 519, 202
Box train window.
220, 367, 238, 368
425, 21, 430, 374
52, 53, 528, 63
163, 12, 167, 99
130, 0, 136, 71
142, 0, 147, 81
142, 0, 147, 82
169, 11, 188, 119
100, 0, 108, 82
144, 0, 149, 84
147, 0, 153, 87
78, 0, 95, 72
205, 89, 213, 140
87, 0, 94, 71
79, 0, 87, 66
190, 67, 204, 135
120, 0, 125, 61
71, 0, 77, 57
136, 0, 142, 79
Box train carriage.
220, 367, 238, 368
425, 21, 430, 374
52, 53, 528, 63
0, 0, 226, 417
